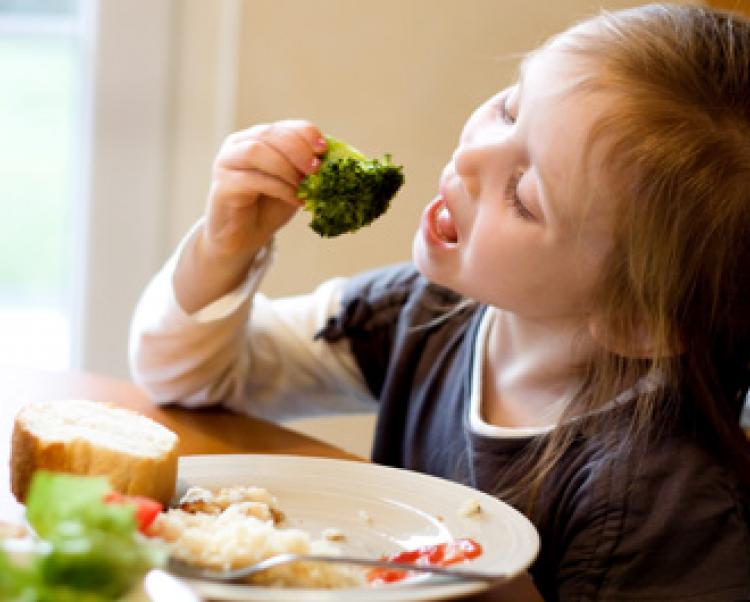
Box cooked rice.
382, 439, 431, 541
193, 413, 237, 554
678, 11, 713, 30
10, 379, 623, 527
458, 497, 482, 517
151, 486, 362, 588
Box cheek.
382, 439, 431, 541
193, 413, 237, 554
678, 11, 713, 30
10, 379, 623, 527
467, 223, 596, 313
465, 221, 539, 287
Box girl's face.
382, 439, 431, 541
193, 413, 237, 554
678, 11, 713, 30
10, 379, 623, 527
413, 47, 617, 327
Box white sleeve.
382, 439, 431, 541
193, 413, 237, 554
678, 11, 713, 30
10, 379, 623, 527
128, 225, 375, 421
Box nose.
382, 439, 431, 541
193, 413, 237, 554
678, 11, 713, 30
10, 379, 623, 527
453, 125, 519, 200
452, 144, 482, 199
453, 135, 509, 200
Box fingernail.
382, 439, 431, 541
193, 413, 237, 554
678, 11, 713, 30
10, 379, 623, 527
314, 137, 327, 151
308, 156, 321, 172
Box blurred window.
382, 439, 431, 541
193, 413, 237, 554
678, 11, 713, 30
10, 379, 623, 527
0, 0, 80, 369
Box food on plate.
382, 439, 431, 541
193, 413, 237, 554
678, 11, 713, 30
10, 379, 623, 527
1, 471, 166, 601
367, 538, 483, 585
458, 497, 482, 517
11, 399, 179, 505
149, 485, 363, 588
297, 135, 404, 237
357, 509, 373, 525
321, 527, 346, 542
151, 484, 485, 589
175, 485, 284, 522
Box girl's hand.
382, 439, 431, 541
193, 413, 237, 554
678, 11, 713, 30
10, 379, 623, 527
175, 120, 326, 313
204, 119, 326, 261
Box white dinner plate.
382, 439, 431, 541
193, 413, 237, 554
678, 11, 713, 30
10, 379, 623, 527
174, 454, 540, 602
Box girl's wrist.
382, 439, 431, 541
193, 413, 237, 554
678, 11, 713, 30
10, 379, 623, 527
174, 226, 262, 314
194, 227, 260, 282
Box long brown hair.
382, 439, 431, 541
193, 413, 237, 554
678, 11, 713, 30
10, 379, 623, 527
506, 3, 750, 510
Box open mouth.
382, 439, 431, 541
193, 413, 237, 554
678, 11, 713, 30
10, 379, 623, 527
436, 204, 458, 243
432, 197, 458, 244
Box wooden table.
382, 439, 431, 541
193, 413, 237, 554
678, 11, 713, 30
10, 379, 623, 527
0, 369, 541, 602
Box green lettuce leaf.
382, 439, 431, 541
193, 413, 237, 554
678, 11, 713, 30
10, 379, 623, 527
6, 471, 167, 600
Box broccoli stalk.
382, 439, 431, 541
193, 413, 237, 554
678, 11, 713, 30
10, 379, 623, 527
297, 136, 404, 237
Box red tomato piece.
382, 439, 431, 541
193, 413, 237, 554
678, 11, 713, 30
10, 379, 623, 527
367, 538, 483, 585
103, 491, 163, 533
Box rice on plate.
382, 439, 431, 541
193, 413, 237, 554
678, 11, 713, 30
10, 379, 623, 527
149, 485, 363, 588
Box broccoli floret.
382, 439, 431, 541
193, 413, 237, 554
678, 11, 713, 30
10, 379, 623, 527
297, 136, 404, 237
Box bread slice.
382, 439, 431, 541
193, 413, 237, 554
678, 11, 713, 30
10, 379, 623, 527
11, 399, 179, 505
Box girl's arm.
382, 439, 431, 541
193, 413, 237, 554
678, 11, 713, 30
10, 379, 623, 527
129, 120, 374, 418
174, 120, 327, 314
128, 227, 373, 420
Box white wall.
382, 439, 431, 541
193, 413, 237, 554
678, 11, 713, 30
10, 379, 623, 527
78, 0, 174, 377
80, 0, 242, 377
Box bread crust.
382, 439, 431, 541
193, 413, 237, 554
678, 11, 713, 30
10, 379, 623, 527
11, 402, 179, 505
11, 417, 66, 502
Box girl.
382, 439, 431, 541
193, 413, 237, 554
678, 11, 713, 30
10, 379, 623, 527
130, 4, 750, 600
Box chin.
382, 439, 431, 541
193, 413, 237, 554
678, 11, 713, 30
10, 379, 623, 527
412, 232, 438, 281
411, 238, 456, 295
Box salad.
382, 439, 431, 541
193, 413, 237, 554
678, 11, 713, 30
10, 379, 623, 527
0, 471, 166, 601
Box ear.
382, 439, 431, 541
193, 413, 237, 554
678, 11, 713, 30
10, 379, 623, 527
587, 316, 670, 359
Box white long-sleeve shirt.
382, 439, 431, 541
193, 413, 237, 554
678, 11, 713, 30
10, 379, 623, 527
129, 228, 375, 422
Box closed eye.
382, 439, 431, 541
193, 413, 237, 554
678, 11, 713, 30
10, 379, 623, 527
506, 171, 534, 220
498, 91, 516, 125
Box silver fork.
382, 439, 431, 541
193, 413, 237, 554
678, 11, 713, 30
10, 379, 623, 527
167, 553, 506, 585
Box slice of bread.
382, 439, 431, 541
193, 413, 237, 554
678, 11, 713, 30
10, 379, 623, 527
11, 399, 179, 505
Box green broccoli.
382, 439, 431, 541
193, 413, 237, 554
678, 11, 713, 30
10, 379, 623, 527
297, 136, 404, 237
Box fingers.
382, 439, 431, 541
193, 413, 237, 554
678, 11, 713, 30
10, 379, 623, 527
203, 119, 326, 255
230, 119, 326, 153
220, 140, 302, 189
212, 167, 302, 208
222, 119, 327, 182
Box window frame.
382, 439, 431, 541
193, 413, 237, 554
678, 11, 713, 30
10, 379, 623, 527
75, 0, 241, 377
